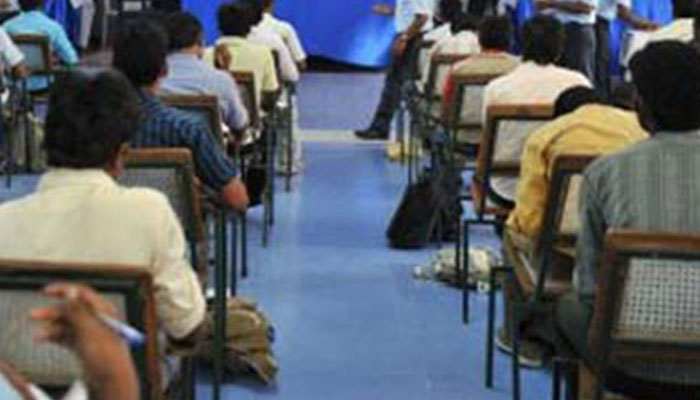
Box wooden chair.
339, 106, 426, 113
233, 71, 274, 251
0, 262, 162, 399
461, 103, 554, 324
116, 148, 231, 400
160, 93, 225, 145
553, 230, 700, 400
503, 155, 597, 397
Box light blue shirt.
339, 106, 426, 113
161, 53, 249, 131
395, 0, 435, 34
3, 10, 78, 91
597, 0, 631, 21
552, 0, 597, 25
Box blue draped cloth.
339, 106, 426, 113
184, 0, 672, 70
183, 0, 396, 67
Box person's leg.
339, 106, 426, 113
357, 36, 419, 138
562, 23, 596, 82
594, 19, 611, 101
79, 0, 96, 50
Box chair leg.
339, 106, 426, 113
485, 266, 498, 388
229, 214, 238, 297
285, 112, 292, 192
511, 298, 522, 400
212, 209, 228, 400
240, 211, 248, 279
552, 358, 563, 400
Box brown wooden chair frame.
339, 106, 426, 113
160, 93, 225, 145
0, 261, 162, 400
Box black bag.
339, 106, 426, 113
386, 165, 462, 249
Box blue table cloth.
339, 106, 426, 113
184, 0, 397, 68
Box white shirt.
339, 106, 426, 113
248, 25, 300, 83
482, 62, 591, 200
0, 169, 207, 340
550, 0, 597, 25
597, 0, 631, 21
395, 0, 435, 33
259, 13, 306, 63
421, 30, 481, 88
0, 27, 22, 70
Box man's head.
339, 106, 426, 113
218, 2, 255, 37
553, 86, 602, 117
18, 0, 41, 11
451, 13, 479, 34
630, 41, 700, 132
478, 16, 512, 52
438, 0, 464, 25
113, 19, 168, 89
262, 0, 274, 12
44, 69, 139, 173
610, 82, 638, 111
163, 12, 204, 56
240, 0, 264, 26
521, 15, 563, 65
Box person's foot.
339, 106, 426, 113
495, 327, 546, 368
354, 128, 388, 140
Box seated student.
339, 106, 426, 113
556, 41, 700, 399
482, 15, 591, 203
160, 11, 249, 137
258, 0, 307, 70
0, 283, 140, 400
0, 69, 207, 347
207, 2, 280, 111
242, 0, 299, 84
3, 0, 78, 91
441, 16, 520, 124
113, 19, 249, 212
421, 13, 481, 88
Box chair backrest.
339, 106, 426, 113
0, 261, 161, 400
231, 71, 260, 129
447, 73, 504, 140
416, 39, 436, 80
424, 53, 469, 101
472, 104, 553, 214
588, 230, 700, 397
117, 148, 205, 243
160, 93, 224, 144
531, 154, 598, 298
10, 34, 52, 76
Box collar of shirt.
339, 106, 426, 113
38, 169, 116, 193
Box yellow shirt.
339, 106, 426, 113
204, 36, 280, 102
506, 104, 648, 239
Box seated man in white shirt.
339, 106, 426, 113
0, 69, 207, 348
482, 15, 591, 203
242, 0, 299, 84
160, 11, 249, 138
259, 0, 306, 70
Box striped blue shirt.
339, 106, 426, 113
134, 92, 238, 191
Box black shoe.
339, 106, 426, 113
354, 128, 388, 140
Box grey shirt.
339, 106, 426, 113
161, 53, 249, 131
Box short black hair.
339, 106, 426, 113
610, 82, 638, 111
241, 0, 264, 25
521, 15, 563, 65
451, 13, 479, 34
45, 69, 139, 168
18, 0, 41, 11
163, 12, 203, 52
113, 19, 168, 88
630, 41, 700, 131
218, 2, 254, 37
439, 0, 465, 25
478, 16, 512, 51
553, 86, 601, 117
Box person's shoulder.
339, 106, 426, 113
584, 139, 649, 180
109, 185, 177, 225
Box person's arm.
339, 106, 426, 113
574, 172, 607, 300
617, 4, 659, 31
535, 0, 594, 14
30, 284, 139, 400
273, 38, 299, 83
50, 23, 78, 65
0, 360, 36, 400
219, 72, 249, 136
393, 13, 429, 56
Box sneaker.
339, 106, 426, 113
495, 327, 546, 369
354, 128, 388, 140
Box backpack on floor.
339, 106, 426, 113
386, 164, 461, 249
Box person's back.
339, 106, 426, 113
507, 88, 648, 240
259, 0, 306, 68
0, 70, 206, 342
566, 42, 700, 395
160, 12, 249, 134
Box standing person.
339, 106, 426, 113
595, 0, 658, 100
535, 0, 597, 81
355, 0, 435, 140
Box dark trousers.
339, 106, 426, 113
561, 23, 596, 83
594, 19, 611, 101
556, 294, 700, 400
467, 0, 496, 16
368, 35, 421, 134
152, 0, 181, 11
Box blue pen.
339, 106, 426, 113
97, 313, 146, 348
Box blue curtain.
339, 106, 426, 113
184, 0, 397, 67
43, 0, 81, 47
